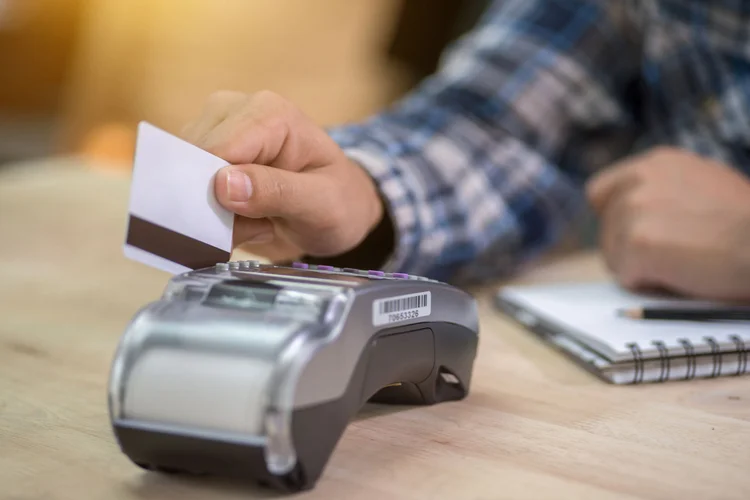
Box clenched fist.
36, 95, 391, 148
181, 90, 384, 263
586, 147, 750, 301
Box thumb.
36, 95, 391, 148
215, 164, 337, 224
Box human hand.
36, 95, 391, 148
586, 147, 750, 301
181, 90, 384, 263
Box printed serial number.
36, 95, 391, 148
386, 310, 421, 323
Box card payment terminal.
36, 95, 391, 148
108, 261, 479, 491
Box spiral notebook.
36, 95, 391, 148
495, 281, 750, 384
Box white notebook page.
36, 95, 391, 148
498, 281, 750, 362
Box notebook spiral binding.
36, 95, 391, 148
731, 335, 748, 376
679, 339, 697, 380
652, 340, 670, 383
626, 342, 644, 384
625, 336, 748, 384
705, 337, 721, 378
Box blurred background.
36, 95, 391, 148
0, 0, 489, 170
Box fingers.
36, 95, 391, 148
181, 90, 247, 144
586, 146, 692, 213
191, 90, 340, 171
589, 155, 653, 288
232, 217, 275, 247
232, 226, 304, 263
598, 190, 631, 276
585, 157, 642, 214
598, 186, 667, 291
230, 215, 306, 263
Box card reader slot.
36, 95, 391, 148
361, 328, 435, 405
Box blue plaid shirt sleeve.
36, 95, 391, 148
328, 0, 641, 284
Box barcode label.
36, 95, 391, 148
372, 292, 431, 326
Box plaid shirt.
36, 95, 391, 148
329, 0, 750, 284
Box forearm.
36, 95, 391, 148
324, 0, 640, 283
330, 120, 585, 283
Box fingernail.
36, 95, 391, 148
226, 169, 252, 202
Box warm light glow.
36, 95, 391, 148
80, 122, 136, 170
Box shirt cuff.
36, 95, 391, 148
342, 146, 421, 275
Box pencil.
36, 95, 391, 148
618, 307, 750, 321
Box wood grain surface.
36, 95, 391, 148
1, 160, 748, 500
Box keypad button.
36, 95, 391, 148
317, 265, 335, 271
215, 263, 229, 272
368, 270, 385, 277
392, 273, 409, 279
292, 262, 309, 269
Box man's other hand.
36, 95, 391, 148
586, 147, 750, 301
182, 90, 384, 263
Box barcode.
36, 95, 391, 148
372, 291, 431, 326
378, 293, 430, 314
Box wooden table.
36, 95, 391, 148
1, 159, 749, 500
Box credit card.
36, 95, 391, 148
124, 121, 234, 274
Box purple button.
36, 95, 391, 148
292, 262, 309, 269
317, 265, 334, 271
368, 270, 385, 277
392, 273, 409, 279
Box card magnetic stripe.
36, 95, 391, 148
126, 215, 230, 269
